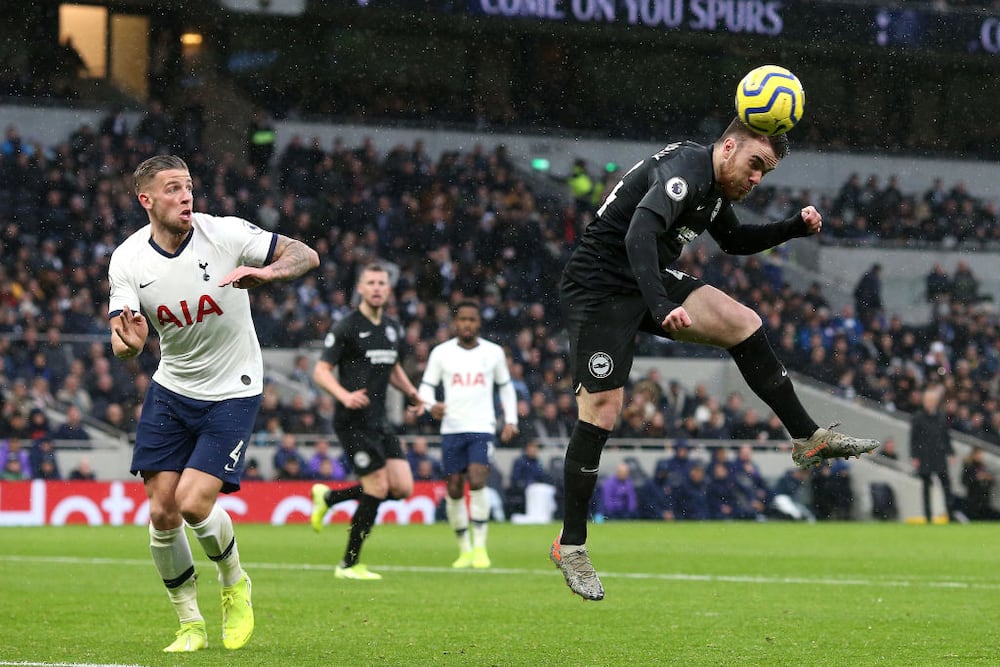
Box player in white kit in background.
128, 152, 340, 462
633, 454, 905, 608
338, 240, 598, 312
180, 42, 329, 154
108, 155, 319, 653
418, 301, 518, 568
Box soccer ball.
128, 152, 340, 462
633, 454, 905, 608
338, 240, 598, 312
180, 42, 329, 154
734, 65, 805, 136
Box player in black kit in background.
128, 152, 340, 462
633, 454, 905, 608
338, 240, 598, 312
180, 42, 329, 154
310, 264, 424, 580
549, 118, 880, 601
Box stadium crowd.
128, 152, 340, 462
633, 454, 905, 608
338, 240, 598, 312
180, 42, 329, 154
747, 174, 1000, 248
1, 111, 1000, 519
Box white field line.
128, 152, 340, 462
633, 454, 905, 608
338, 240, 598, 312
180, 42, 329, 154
2, 554, 1000, 591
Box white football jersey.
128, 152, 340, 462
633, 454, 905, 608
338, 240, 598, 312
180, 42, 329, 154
418, 337, 517, 435
108, 212, 277, 400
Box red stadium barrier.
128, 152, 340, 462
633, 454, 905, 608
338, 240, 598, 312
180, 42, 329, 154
0, 480, 447, 527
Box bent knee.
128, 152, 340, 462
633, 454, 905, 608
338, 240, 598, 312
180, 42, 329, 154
577, 387, 624, 430
733, 304, 762, 333
148, 507, 182, 530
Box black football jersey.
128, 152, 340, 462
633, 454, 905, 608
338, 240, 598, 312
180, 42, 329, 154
320, 309, 404, 426
564, 141, 731, 294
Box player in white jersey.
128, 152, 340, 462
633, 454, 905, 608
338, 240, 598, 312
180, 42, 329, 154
108, 155, 318, 653
418, 301, 518, 568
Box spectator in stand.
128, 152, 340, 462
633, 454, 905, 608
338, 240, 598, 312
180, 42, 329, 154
68, 457, 97, 480
960, 446, 998, 520
274, 455, 308, 481
33, 449, 61, 480
599, 462, 638, 520
771, 467, 814, 521
672, 464, 709, 521
241, 458, 264, 482
307, 439, 346, 480
728, 408, 767, 441
950, 260, 987, 305
533, 401, 570, 442
52, 404, 90, 443
638, 460, 674, 520
654, 439, 699, 490
273, 433, 307, 476
54, 373, 92, 415
413, 458, 442, 482
27, 408, 51, 441
853, 263, 883, 325
700, 408, 731, 440
29, 437, 60, 479
663, 379, 692, 428
135, 100, 175, 153
505, 439, 552, 516
925, 263, 951, 305
705, 456, 742, 519
2, 451, 27, 480
406, 436, 443, 480
247, 109, 277, 174
99, 106, 129, 150
254, 415, 284, 448
0, 436, 32, 477
730, 444, 770, 518
285, 394, 318, 434
811, 460, 853, 520
878, 436, 900, 461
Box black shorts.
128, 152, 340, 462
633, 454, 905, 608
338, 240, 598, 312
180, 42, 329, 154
561, 270, 704, 393
335, 419, 404, 477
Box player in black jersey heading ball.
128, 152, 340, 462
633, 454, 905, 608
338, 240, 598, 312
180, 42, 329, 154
549, 119, 880, 601
309, 264, 424, 580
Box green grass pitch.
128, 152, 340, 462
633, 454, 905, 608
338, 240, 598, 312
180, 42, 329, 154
1, 521, 999, 666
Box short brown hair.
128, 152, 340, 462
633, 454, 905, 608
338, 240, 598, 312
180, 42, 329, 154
133, 155, 189, 192
719, 116, 789, 160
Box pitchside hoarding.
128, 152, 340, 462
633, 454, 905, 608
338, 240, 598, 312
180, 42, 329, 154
0, 481, 448, 527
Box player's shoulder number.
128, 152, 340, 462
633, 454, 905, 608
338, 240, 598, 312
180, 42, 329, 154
596, 159, 646, 218
651, 142, 683, 161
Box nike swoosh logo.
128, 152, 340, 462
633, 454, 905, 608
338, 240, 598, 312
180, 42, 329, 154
139, 280, 157, 289
581, 466, 599, 474
359, 331, 372, 338
696, 204, 706, 210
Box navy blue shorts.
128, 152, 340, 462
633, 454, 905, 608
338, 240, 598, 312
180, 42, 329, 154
131, 381, 262, 493
440, 432, 494, 476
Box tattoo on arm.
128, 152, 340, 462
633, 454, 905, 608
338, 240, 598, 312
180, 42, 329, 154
268, 236, 319, 281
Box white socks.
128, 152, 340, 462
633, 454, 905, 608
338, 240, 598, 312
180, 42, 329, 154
149, 523, 202, 623
189, 504, 243, 588
446, 495, 472, 553
469, 488, 490, 549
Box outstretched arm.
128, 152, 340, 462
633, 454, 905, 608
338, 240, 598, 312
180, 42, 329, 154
710, 206, 820, 255
219, 235, 319, 289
